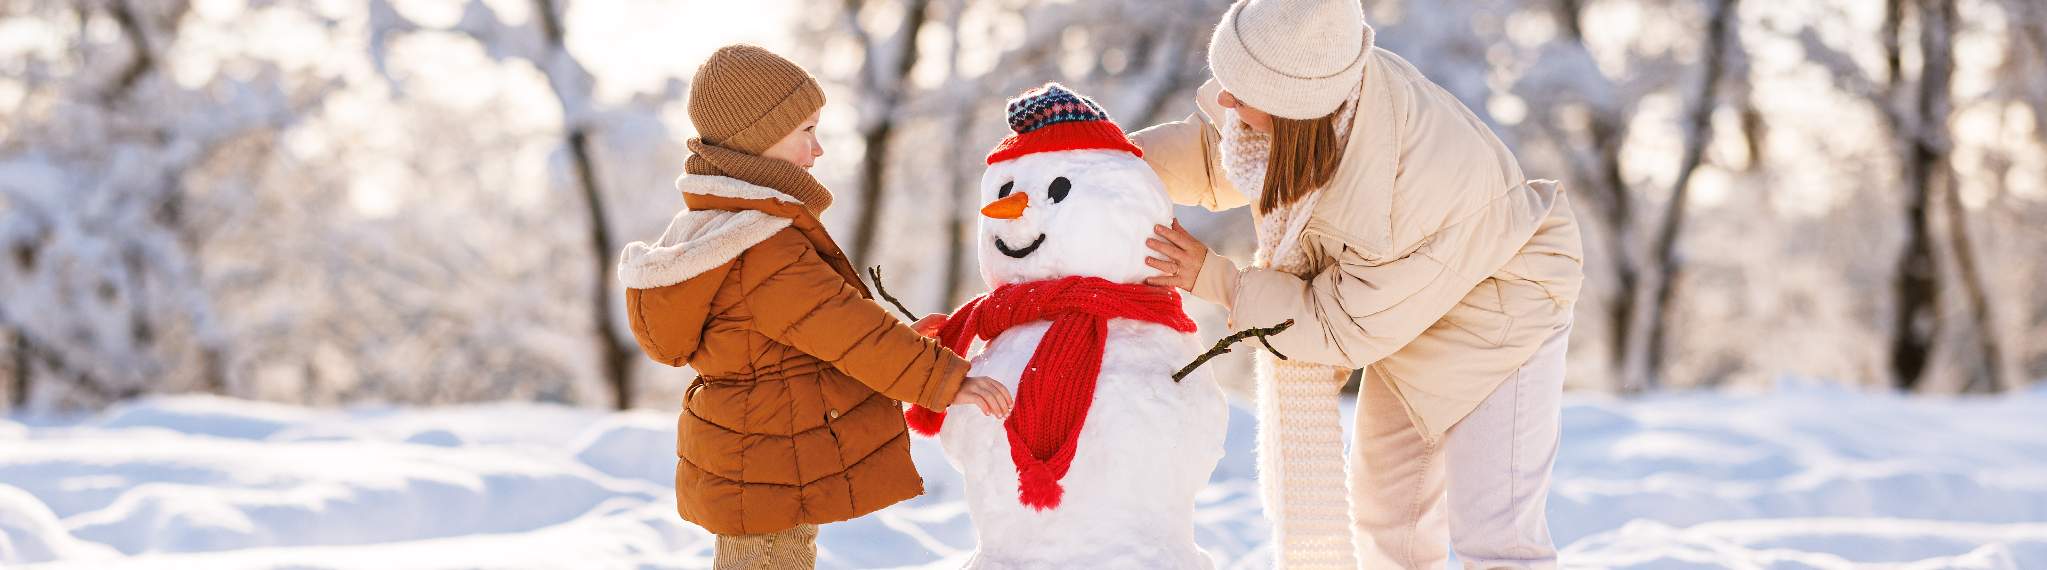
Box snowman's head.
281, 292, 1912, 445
978, 150, 1171, 286
975, 83, 1171, 287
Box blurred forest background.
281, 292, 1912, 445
1, 0, 2043, 412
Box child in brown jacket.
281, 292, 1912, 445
615, 44, 1011, 569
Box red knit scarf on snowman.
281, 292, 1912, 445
905, 276, 1197, 511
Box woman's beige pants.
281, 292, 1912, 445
1350, 323, 1570, 569
714, 524, 818, 569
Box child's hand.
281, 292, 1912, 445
912, 313, 948, 337
954, 376, 1013, 419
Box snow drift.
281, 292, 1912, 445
0, 384, 2043, 569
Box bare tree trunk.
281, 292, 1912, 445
2020, 1, 2047, 138
1598, 123, 1644, 392
937, 0, 975, 310
1943, 174, 2003, 393
1884, 0, 1932, 391
846, 0, 935, 263
939, 105, 979, 310
1914, 0, 2003, 393
1556, 0, 1647, 391
1886, 125, 1938, 392
570, 129, 632, 409
104, 0, 155, 101
1642, 0, 1740, 385
534, 0, 633, 409
1881, 0, 1996, 393
1729, 40, 1768, 174
1886, 0, 1968, 392
6, 328, 25, 410
940, 188, 973, 307
2000, 0, 2047, 389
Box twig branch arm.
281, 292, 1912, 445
1172, 319, 1295, 382
865, 266, 919, 321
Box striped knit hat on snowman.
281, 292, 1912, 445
985, 83, 1143, 165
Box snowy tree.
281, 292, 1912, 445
794, 0, 1229, 297
1, 0, 691, 411
364, 0, 644, 408
1798, 0, 2015, 392
0, 0, 289, 408
5, 0, 2046, 413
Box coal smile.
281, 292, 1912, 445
994, 234, 1047, 258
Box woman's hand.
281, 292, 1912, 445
1145, 219, 1209, 291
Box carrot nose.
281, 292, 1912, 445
980, 192, 1029, 219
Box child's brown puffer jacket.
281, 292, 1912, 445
617, 174, 967, 536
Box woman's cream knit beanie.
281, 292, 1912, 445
1207, 0, 1374, 120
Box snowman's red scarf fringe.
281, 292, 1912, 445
905, 276, 1196, 510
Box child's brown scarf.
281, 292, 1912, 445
906, 276, 1197, 510
684, 137, 834, 214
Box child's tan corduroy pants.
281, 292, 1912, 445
714, 524, 818, 569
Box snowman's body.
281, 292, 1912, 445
931, 110, 1231, 569
941, 320, 1226, 569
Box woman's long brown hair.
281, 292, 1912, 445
1258, 110, 1344, 215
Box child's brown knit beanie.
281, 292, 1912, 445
687, 45, 825, 155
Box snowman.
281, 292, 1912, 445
904, 83, 1229, 569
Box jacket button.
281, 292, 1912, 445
827, 409, 841, 420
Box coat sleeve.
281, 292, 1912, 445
1128, 80, 1249, 212
1130, 116, 1248, 212
1211, 186, 1552, 369
746, 239, 968, 411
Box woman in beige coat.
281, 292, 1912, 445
1133, 1, 1584, 568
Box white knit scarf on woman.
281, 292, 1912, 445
1217, 83, 1362, 569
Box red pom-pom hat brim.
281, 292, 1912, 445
986, 120, 1143, 165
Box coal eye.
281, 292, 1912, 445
1048, 177, 1071, 203
998, 181, 1014, 197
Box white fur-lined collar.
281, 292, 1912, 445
615, 175, 801, 289
673, 173, 802, 204
616, 209, 790, 289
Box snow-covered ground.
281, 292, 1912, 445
3, 382, 2045, 569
